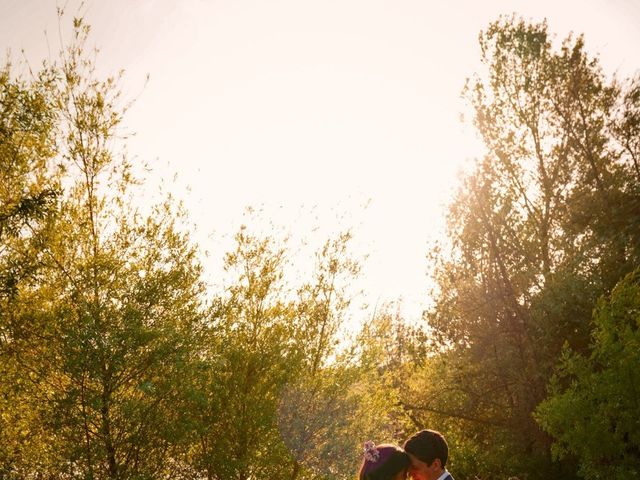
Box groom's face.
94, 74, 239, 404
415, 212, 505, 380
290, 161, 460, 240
407, 453, 440, 480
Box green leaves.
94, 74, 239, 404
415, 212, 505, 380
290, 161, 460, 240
190, 228, 363, 480
536, 270, 640, 480
0, 14, 208, 479
423, 16, 640, 480
2, 11, 637, 480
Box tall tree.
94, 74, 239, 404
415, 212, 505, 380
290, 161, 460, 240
1, 17, 206, 479
191, 229, 299, 480
279, 232, 366, 480
420, 17, 640, 480
0, 55, 61, 479
191, 229, 364, 480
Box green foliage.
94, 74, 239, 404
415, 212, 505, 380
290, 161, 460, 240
0, 39, 61, 480
1, 14, 206, 479
0, 59, 59, 306
355, 305, 426, 442
189, 228, 367, 480
536, 269, 640, 480
0, 18, 373, 476
279, 367, 362, 479
3, 11, 639, 480
420, 15, 640, 480
190, 230, 298, 479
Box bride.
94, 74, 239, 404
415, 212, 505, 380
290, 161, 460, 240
358, 441, 410, 480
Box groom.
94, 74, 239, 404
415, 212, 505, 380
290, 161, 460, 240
403, 429, 454, 480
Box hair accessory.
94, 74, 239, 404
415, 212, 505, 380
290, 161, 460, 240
363, 440, 380, 462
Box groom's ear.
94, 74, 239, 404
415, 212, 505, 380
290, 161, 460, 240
431, 458, 442, 470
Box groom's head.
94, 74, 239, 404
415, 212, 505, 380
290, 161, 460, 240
403, 429, 448, 480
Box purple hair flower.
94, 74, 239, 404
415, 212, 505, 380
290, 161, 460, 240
363, 440, 380, 462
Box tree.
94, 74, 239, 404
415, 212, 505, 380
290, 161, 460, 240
536, 269, 640, 480
0, 39, 62, 479
421, 17, 640, 479
278, 232, 369, 480
191, 229, 366, 480
0, 61, 59, 299
189, 229, 297, 480
280, 302, 420, 479
1, 16, 206, 479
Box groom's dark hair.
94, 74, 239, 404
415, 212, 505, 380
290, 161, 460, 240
403, 429, 448, 467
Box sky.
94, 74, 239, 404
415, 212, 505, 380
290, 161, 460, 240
2, 0, 639, 326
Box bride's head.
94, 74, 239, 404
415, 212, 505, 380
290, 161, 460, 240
358, 442, 410, 480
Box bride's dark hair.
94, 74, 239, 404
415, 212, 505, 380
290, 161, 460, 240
358, 443, 410, 480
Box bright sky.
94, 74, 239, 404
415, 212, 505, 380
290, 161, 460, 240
2, 0, 639, 325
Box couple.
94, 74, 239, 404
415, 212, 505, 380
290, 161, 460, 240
358, 429, 453, 480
